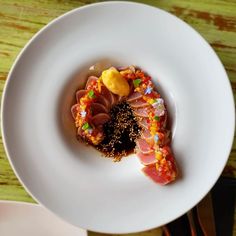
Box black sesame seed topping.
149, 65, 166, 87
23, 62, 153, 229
96, 101, 141, 161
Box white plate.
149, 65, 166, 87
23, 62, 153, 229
0, 201, 87, 236
1, 1, 235, 234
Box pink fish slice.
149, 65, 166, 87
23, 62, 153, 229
91, 103, 109, 115
137, 151, 157, 166
110, 91, 117, 107
71, 104, 79, 119
141, 129, 152, 139
91, 113, 110, 126
129, 98, 149, 108
85, 76, 98, 89
133, 107, 150, 117
100, 86, 114, 109
160, 113, 167, 128
76, 90, 87, 102
138, 118, 149, 129
142, 165, 170, 185
96, 95, 110, 109
112, 94, 118, 105
142, 147, 178, 185
77, 127, 83, 136
117, 95, 124, 103
136, 138, 153, 154
127, 92, 142, 102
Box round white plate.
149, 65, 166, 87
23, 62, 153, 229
1, 1, 235, 234
0, 201, 87, 236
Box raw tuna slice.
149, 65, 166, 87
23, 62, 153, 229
85, 76, 98, 89
142, 165, 170, 185
133, 107, 150, 117
91, 113, 110, 126
112, 94, 118, 104
136, 139, 153, 154
77, 127, 83, 136
128, 80, 134, 95
137, 152, 157, 165
138, 118, 149, 129
110, 92, 117, 106
100, 86, 114, 108
76, 90, 87, 102
129, 99, 149, 108
160, 113, 167, 128
117, 95, 124, 102
91, 103, 109, 115
127, 92, 142, 102
142, 151, 177, 185
96, 95, 110, 109
71, 104, 79, 119
97, 124, 103, 131
141, 129, 152, 139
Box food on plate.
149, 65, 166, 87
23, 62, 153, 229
101, 67, 130, 96
71, 65, 178, 185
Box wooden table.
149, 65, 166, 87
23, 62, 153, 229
0, 0, 235, 235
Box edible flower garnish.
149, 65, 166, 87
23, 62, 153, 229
152, 98, 165, 116
80, 110, 87, 118
145, 86, 153, 94
154, 134, 159, 143
88, 128, 93, 134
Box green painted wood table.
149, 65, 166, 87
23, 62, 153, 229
0, 0, 235, 235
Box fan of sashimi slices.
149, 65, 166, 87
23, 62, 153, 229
71, 65, 178, 185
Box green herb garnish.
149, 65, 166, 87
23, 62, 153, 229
82, 122, 91, 130
133, 79, 142, 88
88, 90, 96, 98
154, 115, 160, 121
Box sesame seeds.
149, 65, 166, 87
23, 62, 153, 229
96, 101, 141, 161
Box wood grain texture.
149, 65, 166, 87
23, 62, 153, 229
0, 0, 235, 234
